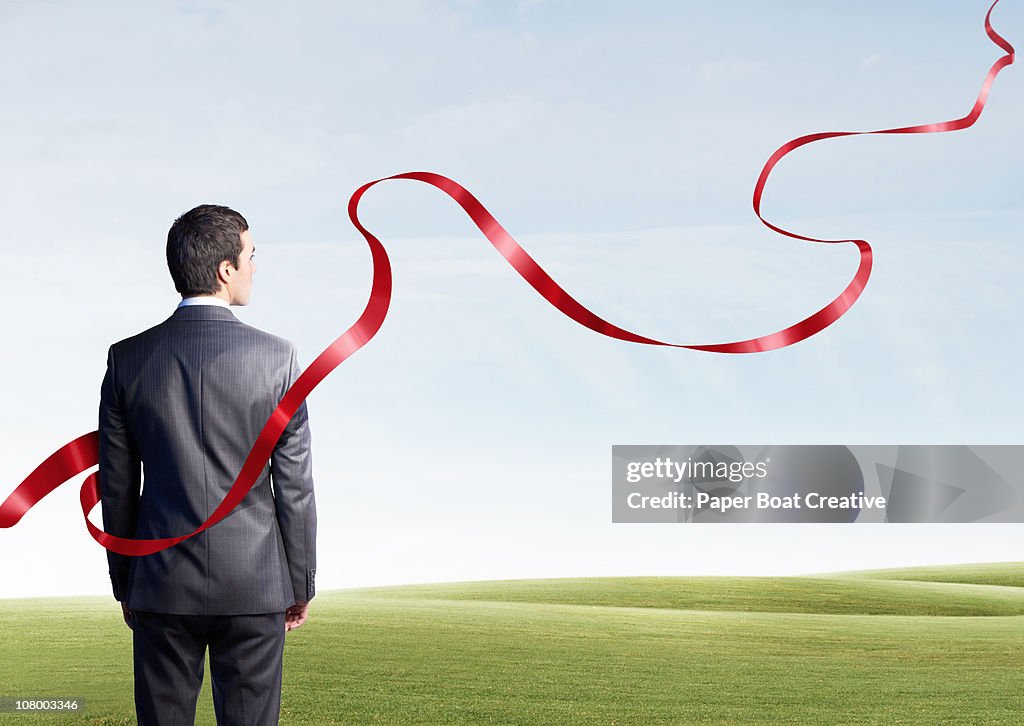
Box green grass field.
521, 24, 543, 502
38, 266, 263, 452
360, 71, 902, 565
2, 562, 1022, 725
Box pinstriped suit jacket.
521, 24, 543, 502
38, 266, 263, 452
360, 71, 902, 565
98, 304, 317, 615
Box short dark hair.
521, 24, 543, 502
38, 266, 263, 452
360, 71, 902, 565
166, 204, 249, 296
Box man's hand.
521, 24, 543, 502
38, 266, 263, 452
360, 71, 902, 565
285, 600, 309, 632
120, 602, 135, 630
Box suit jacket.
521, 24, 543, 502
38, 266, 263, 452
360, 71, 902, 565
98, 304, 317, 615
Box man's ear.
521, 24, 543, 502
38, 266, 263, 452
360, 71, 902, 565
217, 258, 234, 285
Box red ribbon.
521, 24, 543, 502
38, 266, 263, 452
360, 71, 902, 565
0, 0, 1014, 554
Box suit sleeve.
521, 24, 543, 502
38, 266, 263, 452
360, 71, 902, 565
98, 344, 142, 602
271, 345, 318, 603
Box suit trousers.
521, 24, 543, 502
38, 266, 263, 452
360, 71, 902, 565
132, 609, 286, 726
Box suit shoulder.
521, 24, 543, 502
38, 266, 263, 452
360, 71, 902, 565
109, 317, 295, 349
106, 314, 298, 371
107, 320, 166, 355
235, 321, 297, 357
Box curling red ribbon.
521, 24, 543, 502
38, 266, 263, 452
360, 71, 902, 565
0, 0, 1014, 555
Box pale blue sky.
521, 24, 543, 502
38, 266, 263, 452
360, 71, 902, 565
1, 0, 1022, 598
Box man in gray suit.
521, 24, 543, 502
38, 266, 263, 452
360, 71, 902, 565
98, 204, 317, 725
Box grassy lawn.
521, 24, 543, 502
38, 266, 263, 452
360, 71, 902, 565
1, 562, 1022, 724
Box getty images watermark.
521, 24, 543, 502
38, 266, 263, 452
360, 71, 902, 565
612, 445, 1024, 523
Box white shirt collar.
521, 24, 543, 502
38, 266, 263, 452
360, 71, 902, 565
177, 295, 230, 309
